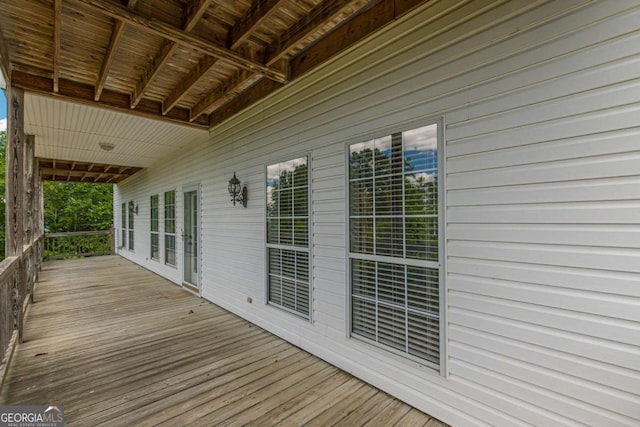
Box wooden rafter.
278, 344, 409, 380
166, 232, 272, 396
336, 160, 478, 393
11, 70, 209, 129
38, 157, 143, 183
164, 0, 284, 116
194, 0, 366, 122
69, 0, 288, 83
190, 70, 257, 121
131, 0, 213, 108
210, 0, 428, 128
53, 0, 62, 93
228, 0, 285, 48
95, 0, 139, 101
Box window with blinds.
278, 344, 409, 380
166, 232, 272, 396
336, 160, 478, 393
266, 157, 310, 318
164, 190, 176, 266
128, 202, 135, 251
121, 202, 126, 249
349, 123, 442, 368
150, 194, 159, 261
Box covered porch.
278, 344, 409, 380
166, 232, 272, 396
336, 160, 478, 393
0, 256, 446, 426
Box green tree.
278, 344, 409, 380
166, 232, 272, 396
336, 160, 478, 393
44, 181, 113, 232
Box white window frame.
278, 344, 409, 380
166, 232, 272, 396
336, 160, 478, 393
265, 156, 312, 320
121, 202, 127, 249
150, 194, 160, 261
164, 190, 177, 267
346, 119, 446, 374
128, 201, 134, 251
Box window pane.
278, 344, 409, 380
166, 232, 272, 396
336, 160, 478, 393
351, 218, 373, 254
352, 259, 375, 298
349, 123, 440, 366
266, 157, 310, 318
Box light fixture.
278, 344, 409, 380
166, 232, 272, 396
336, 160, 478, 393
128, 200, 138, 215
228, 172, 247, 208
99, 142, 115, 151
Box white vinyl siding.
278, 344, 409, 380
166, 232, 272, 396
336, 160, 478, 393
150, 194, 159, 261
113, 2, 640, 426
266, 157, 310, 318
349, 124, 442, 368
164, 191, 176, 266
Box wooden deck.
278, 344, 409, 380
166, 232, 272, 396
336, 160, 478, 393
0, 256, 446, 426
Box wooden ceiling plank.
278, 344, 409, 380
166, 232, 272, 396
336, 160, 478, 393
190, 71, 258, 121
0, 15, 11, 84
163, 55, 217, 115
53, 0, 62, 93
265, 0, 368, 66
95, 0, 139, 101
163, 0, 280, 116
203, 0, 368, 123
229, 0, 285, 48
210, 0, 430, 129
131, 0, 213, 108
69, 0, 288, 83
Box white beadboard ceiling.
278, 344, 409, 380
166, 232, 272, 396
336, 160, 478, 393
25, 94, 207, 168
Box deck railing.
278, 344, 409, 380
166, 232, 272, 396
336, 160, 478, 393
0, 234, 44, 387
44, 230, 115, 261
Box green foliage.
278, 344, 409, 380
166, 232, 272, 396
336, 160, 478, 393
44, 181, 113, 232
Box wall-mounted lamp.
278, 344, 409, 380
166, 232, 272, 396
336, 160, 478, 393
128, 200, 138, 215
228, 172, 247, 208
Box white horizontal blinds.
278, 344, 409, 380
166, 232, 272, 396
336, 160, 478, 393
266, 157, 310, 318
349, 123, 441, 367
121, 202, 126, 249
128, 202, 134, 251
164, 190, 176, 266
150, 194, 159, 260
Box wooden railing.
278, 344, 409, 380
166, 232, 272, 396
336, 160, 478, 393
0, 234, 44, 387
44, 230, 115, 261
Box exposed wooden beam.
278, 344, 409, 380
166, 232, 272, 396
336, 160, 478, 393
6, 87, 25, 256
0, 16, 11, 85
210, 0, 431, 128
53, 0, 62, 93
228, 0, 284, 48
162, 55, 217, 115
164, 0, 282, 116
69, 0, 288, 83
203, 0, 367, 123
12, 70, 210, 129
190, 70, 256, 121
95, 0, 139, 101
130, 0, 212, 108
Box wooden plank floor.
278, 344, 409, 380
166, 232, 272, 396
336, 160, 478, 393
0, 256, 448, 426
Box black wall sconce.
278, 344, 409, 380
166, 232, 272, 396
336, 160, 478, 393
228, 172, 248, 207
128, 200, 138, 215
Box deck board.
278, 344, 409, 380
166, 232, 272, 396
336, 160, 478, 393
0, 256, 447, 426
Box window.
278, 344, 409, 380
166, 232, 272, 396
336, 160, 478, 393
121, 202, 127, 249
164, 190, 176, 266
266, 157, 310, 318
150, 194, 159, 261
349, 123, 442, 368
128, 202, 134, 251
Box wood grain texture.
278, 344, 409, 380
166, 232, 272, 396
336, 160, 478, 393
0, 256, 445, 426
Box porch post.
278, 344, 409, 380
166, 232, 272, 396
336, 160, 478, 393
24, 134, 35, 301
6, 87, 25, 342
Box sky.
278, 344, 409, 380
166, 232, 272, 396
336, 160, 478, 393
0, 90, 6, 131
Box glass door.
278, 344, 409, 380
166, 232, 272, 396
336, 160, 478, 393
183, 187, 199, 292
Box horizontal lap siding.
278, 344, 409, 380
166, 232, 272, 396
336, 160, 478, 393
114, 0, 640, 425
443, 0, 640, 424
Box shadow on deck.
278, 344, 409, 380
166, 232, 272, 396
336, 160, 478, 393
0, 256, 447, 426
